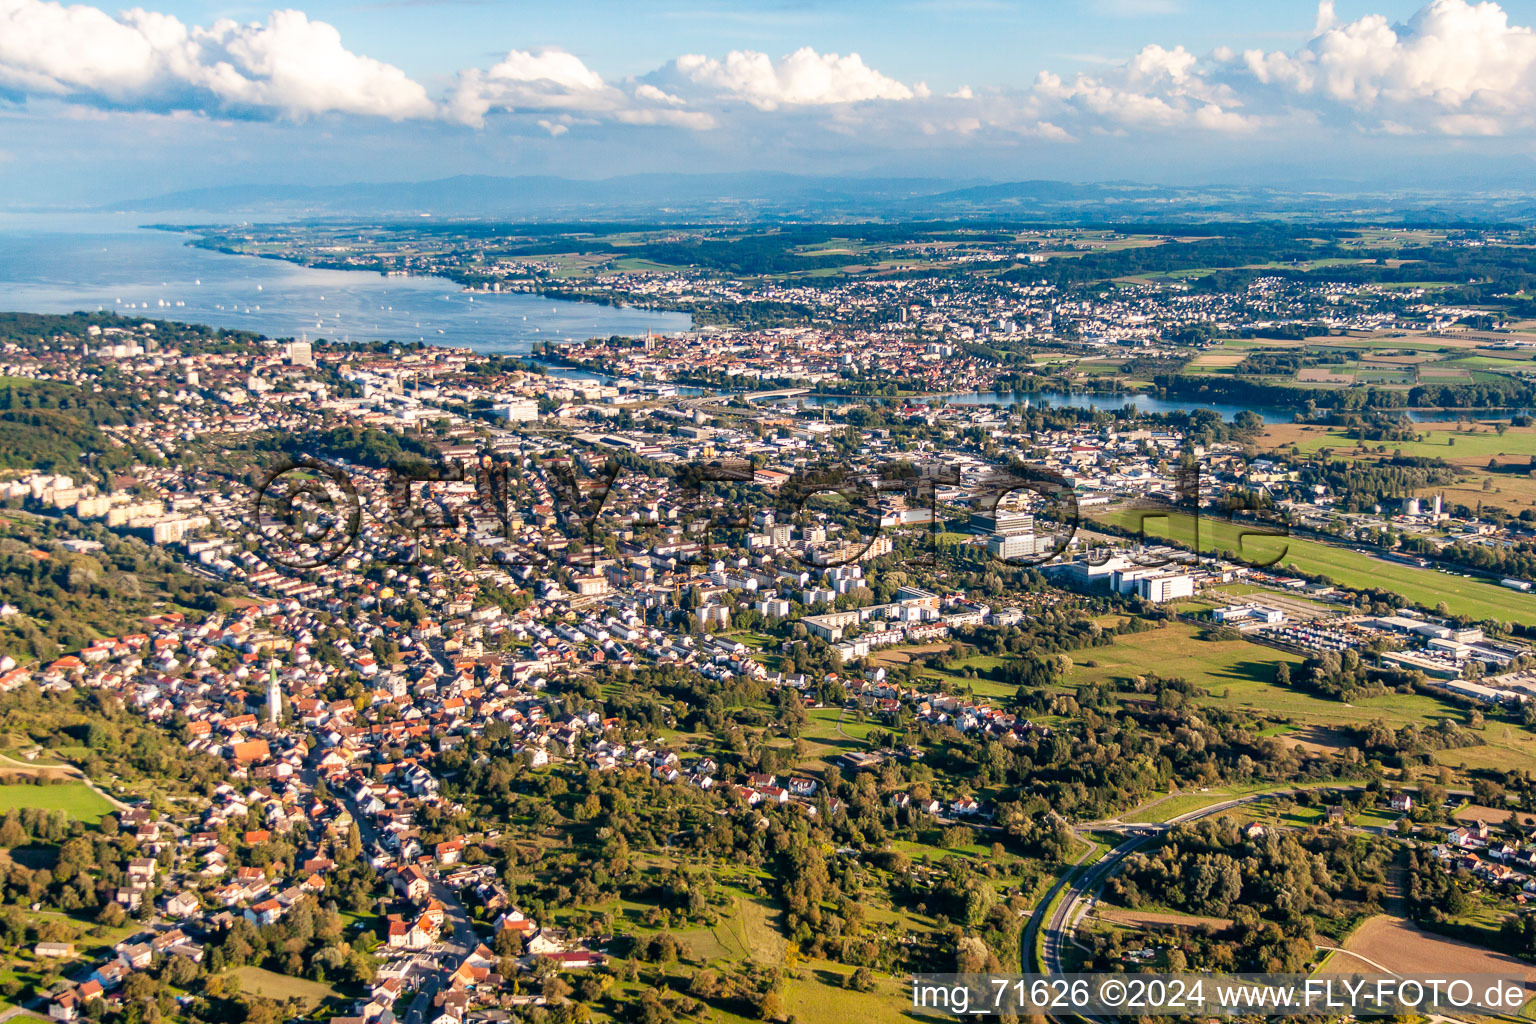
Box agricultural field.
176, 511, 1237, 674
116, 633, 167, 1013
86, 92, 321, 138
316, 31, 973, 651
1196, 332, 1536, 390
1262, 420, 1536, 462
1094, 508, 1536, 625
1321, 914, 1534, 988
0, 782, 115, 823
1257, 419, 1536, 511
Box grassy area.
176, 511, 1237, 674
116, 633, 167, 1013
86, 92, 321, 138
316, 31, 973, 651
1281, 422, 1536, 461
228, 966, 339, 1007
0, 782, 114, 823
1095, 508, 1536, 625
1063, 620, 1536, 774
787, 961, 951, 1024
1122, 792, 1233, 823
1066, 619, 1305, 693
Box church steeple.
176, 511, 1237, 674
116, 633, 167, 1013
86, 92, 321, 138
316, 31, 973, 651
267, 659, 281, 727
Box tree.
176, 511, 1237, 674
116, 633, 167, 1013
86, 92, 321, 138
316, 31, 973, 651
542, 975, 573, 1005
0, 812, 24, 848
493, 926, 524, 958
846, 967, 875, 992
162, 954, 198, 988
755, 989, 784, 1021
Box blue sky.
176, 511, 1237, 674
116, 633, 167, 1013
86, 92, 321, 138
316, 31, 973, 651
5, 0, 1536, 205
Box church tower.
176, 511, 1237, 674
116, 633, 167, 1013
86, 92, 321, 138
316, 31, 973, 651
267, 660, 281, 727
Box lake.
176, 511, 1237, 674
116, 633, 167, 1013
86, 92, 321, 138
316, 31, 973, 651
0, 216, 691, 352
0, 216, 1521, 424
784, 388, 1521, 424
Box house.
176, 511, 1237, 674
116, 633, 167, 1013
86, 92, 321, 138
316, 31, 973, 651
545, 950, 604, 969
386, 913, 438, 950
34, 942, 74, 959
50, 981, 102, 1023
118, 943, 153, 969
245, 899, 285, 927
787, 777, 818, 797
164, 891, 201, 918
49, 992, 82, 1021
393, 865, 431, 902
1390, 793, 1414, 812
91, 961, 129, 990
230, 739, 270, 763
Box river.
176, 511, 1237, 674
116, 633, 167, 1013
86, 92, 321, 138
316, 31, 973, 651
784, 388, 1525, 424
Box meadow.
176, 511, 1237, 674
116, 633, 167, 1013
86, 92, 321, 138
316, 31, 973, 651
1058, 621, 1536, 774
1265, 421, 1536, 462
228, 966, 340, 1008
0, 782, 115, 823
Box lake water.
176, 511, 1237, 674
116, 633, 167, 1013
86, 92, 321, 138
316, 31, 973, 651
0, 216, 691, 352
785, 388, 1522, 424
0, 216, 1521, 423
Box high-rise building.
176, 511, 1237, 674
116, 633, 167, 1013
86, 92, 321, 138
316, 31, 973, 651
986, 533, 1046, 560
970, 509, 1034, 536
494, 397, 539, 422
287, 341, 314, 366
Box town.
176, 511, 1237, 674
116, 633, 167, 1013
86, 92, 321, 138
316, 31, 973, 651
4, 222, 1536, 1024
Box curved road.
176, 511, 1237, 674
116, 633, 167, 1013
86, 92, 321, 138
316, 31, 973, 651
1028, 781, 1480, 1020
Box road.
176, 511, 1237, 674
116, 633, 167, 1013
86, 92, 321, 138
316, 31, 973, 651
1038, 788, 1361, 976
1028, 783, 1479, 1024
299, 757, 483, 1024
334, 776, 480, 957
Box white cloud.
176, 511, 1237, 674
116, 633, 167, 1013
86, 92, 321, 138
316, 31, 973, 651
447, 47, 716, 131
1027, 43, 1252, 134
634, 83, 685, 106
613, 107, 715, 129
0, 1, 434, 119
1241, 0, 1536, 133
671, 47, 915, 109
447, 48, 619, 127
8, 0, 1536, 150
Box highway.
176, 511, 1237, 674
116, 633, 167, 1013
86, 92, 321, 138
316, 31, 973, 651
1026, 791, 1314, 1024
1026, 783, 1477, 1023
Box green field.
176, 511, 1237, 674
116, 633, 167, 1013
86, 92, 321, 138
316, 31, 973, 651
1062, 621, 1536, 774
228, 966, 339, 1007
1281, 423, 1536, 461
1122, 791, 1234, 823
786, 961, 950, 1024
1096, 508, 1536, 625
0, 782, 114, 823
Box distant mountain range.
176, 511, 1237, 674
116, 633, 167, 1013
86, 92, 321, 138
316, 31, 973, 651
106, 172, 1536, 222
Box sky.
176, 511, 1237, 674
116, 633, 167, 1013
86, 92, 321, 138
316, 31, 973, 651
6, 0, 1536, 205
